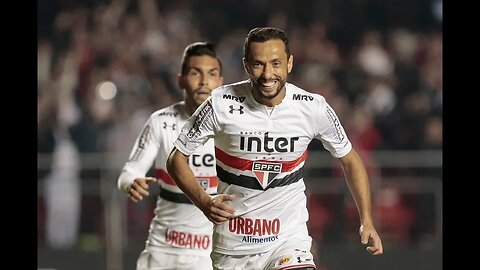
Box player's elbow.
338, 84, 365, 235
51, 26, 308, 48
166, 149, 176, 175
166, 148, 186, 176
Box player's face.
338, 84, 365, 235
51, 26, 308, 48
179, 55, 223, 108
243, 39, 293, 105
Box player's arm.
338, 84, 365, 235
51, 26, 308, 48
313, 97, 383, 255
167, 147, 235, 224
118, 118, 159, 202
125, 176, 157, 203
338, 149, 383, 255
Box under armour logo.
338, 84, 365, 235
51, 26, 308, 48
163, 122, 176, 130
229, 105, 244, 114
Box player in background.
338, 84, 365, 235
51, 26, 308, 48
167, 27, 383, 270
117, 41, 223, 270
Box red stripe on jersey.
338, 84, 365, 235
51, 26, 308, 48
215, 147, 308, 172
157, 169, 218, 187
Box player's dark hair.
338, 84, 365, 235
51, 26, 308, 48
243, 27, 291, 60
181, 41, 222, 75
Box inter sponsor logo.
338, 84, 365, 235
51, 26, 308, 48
252, 161, 282, 188
188, 153, 215, 167
165, 228, 210, 249
292, 94, 314, 101
239, 132, 299, 153
223, 94, 246, 103
240, 131, 262, 136
228, 217, 280, 236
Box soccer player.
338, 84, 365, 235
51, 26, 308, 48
117, 42, 223, 270
166, 27, 383, 270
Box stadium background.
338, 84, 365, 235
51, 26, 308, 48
37, 0, 442, 269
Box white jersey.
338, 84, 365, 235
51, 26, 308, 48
118, 101, 217, 256
174, 80, 352, 255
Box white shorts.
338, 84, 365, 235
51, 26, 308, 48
136, 248, 213, 270
211, 239, 316, 270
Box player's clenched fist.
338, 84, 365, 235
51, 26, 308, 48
127, 177, 157, 202
359, 224, 384, 255
201, 194, 236, 225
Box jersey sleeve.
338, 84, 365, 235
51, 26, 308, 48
117, 115, 160, 193
313, 98, 352, 158
174, 98, 217, 156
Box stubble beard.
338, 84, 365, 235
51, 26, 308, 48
252, 78, 286, 100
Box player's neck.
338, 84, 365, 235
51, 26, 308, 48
252, 88, 286, 107
184, 99, 196, 116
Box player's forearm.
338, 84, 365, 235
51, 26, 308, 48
118, 136, 158, 193
341, 150, 374, 225
346, 175, 373, 225
166, 148, 211, 208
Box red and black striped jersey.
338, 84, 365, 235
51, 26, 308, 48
118, 101, 217, 255
174, 80, 352, 255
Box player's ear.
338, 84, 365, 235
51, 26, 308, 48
287, 55, 293, 73
177, 73, 184, 89
242, 57, 250, 76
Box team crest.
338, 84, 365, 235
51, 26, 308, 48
197, 178, 210, 191
252, 161, 282, 189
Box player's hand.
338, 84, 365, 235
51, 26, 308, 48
127, 177, 157, 202
359, 224, 384, 255
203, 194, 236, 225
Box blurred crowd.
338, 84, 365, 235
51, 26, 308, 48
38, 0, 442, 158
38, 0, 442, 250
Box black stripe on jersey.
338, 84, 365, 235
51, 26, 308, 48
159, 187, 217, 204
216, 166, 304, 190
